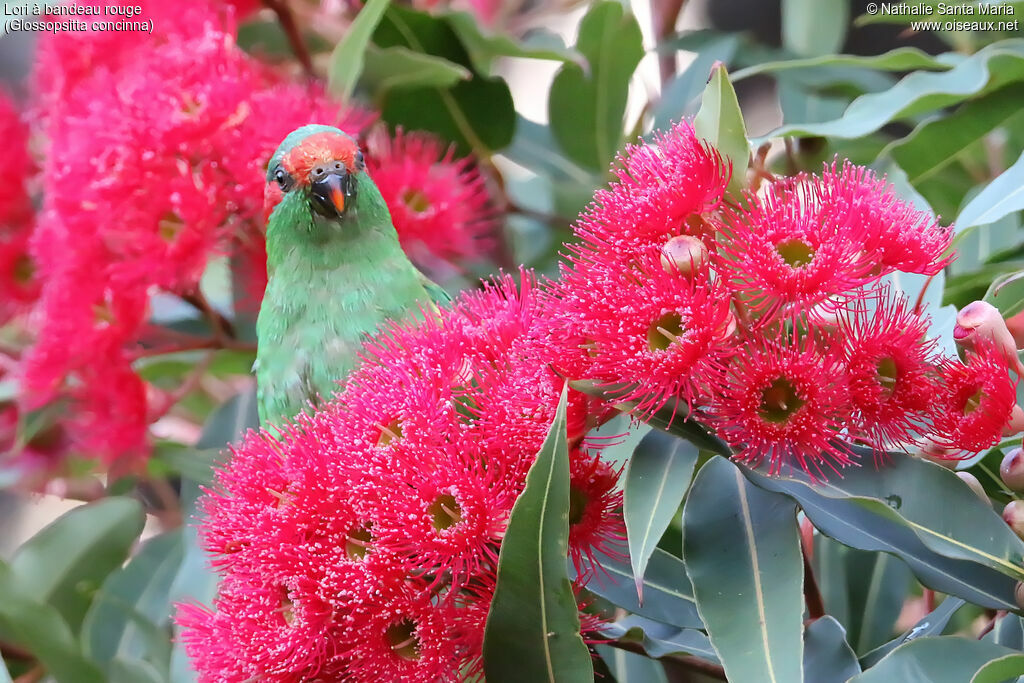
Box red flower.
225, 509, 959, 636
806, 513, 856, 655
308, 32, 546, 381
568, 450, 626, 582
712, 333, 854, 479
365, 127, 496, 270
0, 92, 37, 322
178, 273, 622, 680
839, 290, 940, 451
931, 341, 1018, 453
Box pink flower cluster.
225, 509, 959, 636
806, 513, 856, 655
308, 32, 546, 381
11, 0, 497, 467
0, 91, 37, 323
548, 122, 1018, 478
179, 275, 623, 681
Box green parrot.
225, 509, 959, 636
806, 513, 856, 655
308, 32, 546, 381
255, 124, 447, 426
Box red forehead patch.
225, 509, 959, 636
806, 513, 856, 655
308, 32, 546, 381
281, 132, 359, 186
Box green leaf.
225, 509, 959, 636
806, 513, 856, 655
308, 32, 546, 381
9, 498, 145, 635
601, 615, 719, 662
861, 597, 965, 668
813, 537, 911, 654
781, 0, 849, 57
595, 644, 668, 683
623, 430, 698, 599
985, 269, 1024, 318
956, 149, 1024, 233
887, 84, 1024, 186
195, 386, 259, 450
849, 637, 1024, 683
694, 64, 750, 194
577, 548, 703, 629
742, 452, 1024, 610
803, 616, 861, 683
763, 40, 1024, 142
653, 33, 741, 129
483, 387, 593, 683
152, 443, 222, 486
374, 5, 516, 155
362, 44, 470, 92
984, 612, 1024, 649
443, 12, 579, 78
82, 531, 184, 677
732, 47, 951, 81
682, 456, 804, 683
548, 1, 644, 171
0, 561, 104, 683
109, 659, 164, 683
327, 0, 391, 100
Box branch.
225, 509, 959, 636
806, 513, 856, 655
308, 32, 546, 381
652, 0, 689, 86
261, 0, 315, 79
604, 639, 727, 680
802, 532, 826, 620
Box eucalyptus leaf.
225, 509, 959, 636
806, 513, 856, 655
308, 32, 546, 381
82, 531, 185, 677
362, 44, 470, 93
575, 548, 702, 629
595, 644, 668, 683
732, 47, 950, 81
985, 269, 1024, 318
327, 0, 391, 100
984, 612, 1024, 649
683, 457, 804, 683
9, 498, 145, 635
483, 387, 592, 683
849, 637, 1024, 682
694, 64, 750, 194
624, 430, 698, 598
601, 615, 719, 663
860, 597, 965, 669
443, 12, 579, 77
781, 0, 849, 57
548, 1, 644, 171
803, 616, 861, 683
653, 34, 740, 129
763, 40, 1024, 142
956, 149, 1024, 234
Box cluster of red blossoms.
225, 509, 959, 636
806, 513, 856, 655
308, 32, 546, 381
548, 121, 1020, 478
3, 0, 497, 470
178, 275, 623, 681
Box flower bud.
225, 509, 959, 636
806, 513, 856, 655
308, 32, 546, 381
1004, 405, 1024, 437
660, 235, 708, 276
917, 439, 959, 470
1004, 500, 1024, 540
1007, 310, 1024, 349
1001, 447, 1024, 491
956, 471, 987, 503
954, 301, 1023, 375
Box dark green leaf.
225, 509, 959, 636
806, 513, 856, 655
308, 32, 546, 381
82, 531, 184, 677
0, 561, 104, 683
362, 44, 470, 92
849, 637, 1024, 682
956, 149, 1024, 233
443, 12, 579, 78
624, 430, 698, 598
577, 548, 702, 629
694, 64, 750, 194
601, 615, 719, 663
595, 644, 668, 683
683, 457, 804, 683
548, 1, 643, 171
984, 612, 1024, 649
732, 47, 950, 81
483, 387, 593, 682
109, 658, 164, 683
374, 6, 516, 155
781, 0, 848, 57
861, 597, 965, 668
501, 116, 596, 185
10, 498, 145, 635
743, 456, 1023, 610
764, 40, 1024, 142
327, 0, 391, 100
888, 84, 1024, 186
152, 444, 222, 486
803, 616, 861, 683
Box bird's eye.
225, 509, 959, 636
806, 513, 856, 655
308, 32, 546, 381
274, 168, 293, 191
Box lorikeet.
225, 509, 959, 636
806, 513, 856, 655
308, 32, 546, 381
255, 124, 447, 426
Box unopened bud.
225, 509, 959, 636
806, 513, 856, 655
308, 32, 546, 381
954, 301, 1023, 375
956, 471, 988, 503
1007, 310, 1024, 349
918, 440, 959, 470
1004, 405, 1024, 437
660, 235, 709, 276
1001, 447, 1024, 491
1004, 500, 1024, 540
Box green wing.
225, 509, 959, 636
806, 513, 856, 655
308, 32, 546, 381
416, 268, 452, 307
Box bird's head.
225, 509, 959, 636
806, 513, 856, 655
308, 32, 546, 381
264, 125, 365, 223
